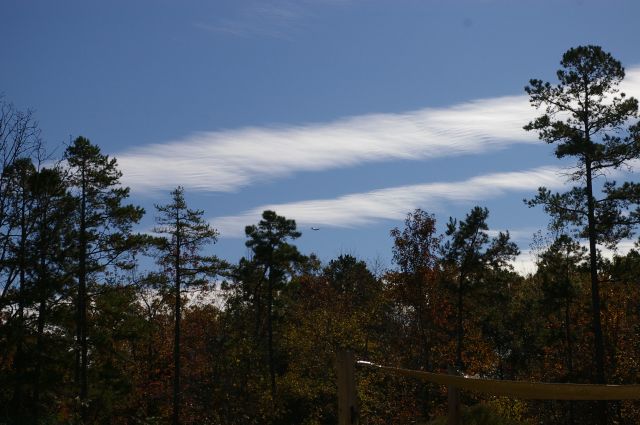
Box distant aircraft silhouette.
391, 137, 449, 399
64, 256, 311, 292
311, 227, 320, 231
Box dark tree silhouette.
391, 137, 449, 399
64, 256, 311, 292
64, 137, 145, 421
153, 186, 219, 425
3, 158, 37, 420
443, 206, 518, 371
525, 46, 640, 392
244, 210, 302, 399
28, 166, 74, 423
0, 96, 43, 304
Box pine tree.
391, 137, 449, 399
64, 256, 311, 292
2, 158, 37, 421
442, 206, 518, 371
244, 210, 302, 399
525, 46, 640, 391
28, 166, 74, 423
64, 136, 145, 421
153, 186, 219, 425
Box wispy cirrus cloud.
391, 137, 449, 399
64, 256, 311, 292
194, 3, 303, 39
194, 0, 353, 39
210, 166, 566, 237
118, 95, 537, 194
116, 66, 640, 195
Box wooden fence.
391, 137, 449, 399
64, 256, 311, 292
335, 350, 640, 425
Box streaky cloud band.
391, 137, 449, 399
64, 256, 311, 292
210, 166, 566, 237
117, 95, 536, 194
116, 66, 640, 195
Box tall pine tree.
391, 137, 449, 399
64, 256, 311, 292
64, 136, 145, 421
244, 210, 303, 399
153, 186, 219, 425
525, 46, 640, 390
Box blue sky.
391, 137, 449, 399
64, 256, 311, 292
3, 0, 640, 273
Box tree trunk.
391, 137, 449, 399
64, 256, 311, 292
11, 183, 27, 420
585, 159, 605, 384
77, 161, 89, 423
455, 275, 464, 371
585, 158, 607, 425
34, 295, 47, 422
34, 210, 49, 424
268, 272, 276, 399
173, 215, 182, 425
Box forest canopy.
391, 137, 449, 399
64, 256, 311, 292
1, 45, 640, 424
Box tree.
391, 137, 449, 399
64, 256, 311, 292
537, 236, 586, 378
321, 254, 382, 358
153, 186, 219, 425
324, 254, 380, 304
525, 46, 640, 392
2, 160, 76, 423
0, 96, 43, 304
27, 166, 74, 423
64, 136, 145, 421
0, 152, 72, 422
390, 209, 442, 366
390, 210, 445, 418
2, 158, 37, 419
442, 206, 519, 371
535, 235, 587, 425
0, 99, 45, 422
276, 255, 383, 424
244, 210, 303, 399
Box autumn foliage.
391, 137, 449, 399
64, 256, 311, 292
2, 45, 640, 424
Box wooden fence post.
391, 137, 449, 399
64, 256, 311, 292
447, 366, 461, 425
336, 350, 359, 425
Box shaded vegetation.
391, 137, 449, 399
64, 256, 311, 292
1, 45, 640, 424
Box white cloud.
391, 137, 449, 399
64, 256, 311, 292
210, 166, 566, 237
194, 0, 357, 39
116, 66, 640, 195
511, 238, 640, 277
487, 228, 540, 242
510, 249, 538, 276
622, 66, 640, 100
118, 95, 537, 194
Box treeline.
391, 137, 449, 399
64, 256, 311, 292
1, 44, 640, 424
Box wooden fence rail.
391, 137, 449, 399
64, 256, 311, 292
335, 350, 640, 425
